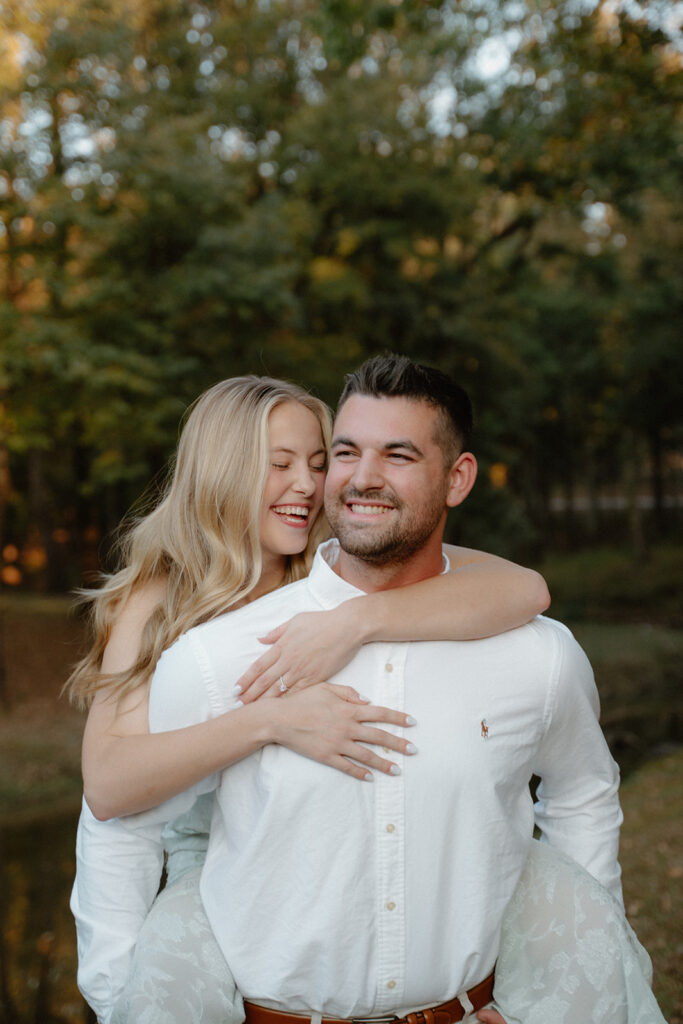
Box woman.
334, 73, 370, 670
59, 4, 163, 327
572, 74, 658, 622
68, 376, 663, 1024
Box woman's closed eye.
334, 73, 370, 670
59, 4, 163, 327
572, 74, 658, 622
272, 461, 326, 472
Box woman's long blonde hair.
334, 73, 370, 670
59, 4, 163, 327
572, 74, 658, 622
65, 376, 332, 708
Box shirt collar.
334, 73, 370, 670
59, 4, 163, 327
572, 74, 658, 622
308, 539, 450, 609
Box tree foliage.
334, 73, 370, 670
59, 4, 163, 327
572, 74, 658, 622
0, 0, 680, 586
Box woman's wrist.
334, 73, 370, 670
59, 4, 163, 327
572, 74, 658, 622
221, 700, 280, 755
253, 697, 289, 748
330, 596, 376, 646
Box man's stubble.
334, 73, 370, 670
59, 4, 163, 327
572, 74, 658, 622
324, 484, 448, 567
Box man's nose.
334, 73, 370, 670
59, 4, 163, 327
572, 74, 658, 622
350, 453, 384, 492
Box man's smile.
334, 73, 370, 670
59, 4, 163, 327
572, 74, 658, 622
347, 502, 395, 516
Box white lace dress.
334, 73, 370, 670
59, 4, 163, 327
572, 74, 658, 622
111, 800, 666, 1024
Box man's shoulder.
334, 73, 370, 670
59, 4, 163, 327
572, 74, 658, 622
524, 614, 576, 643
513, 614, 586, 659
474, 615, 588, 679
476, 613, 576, 652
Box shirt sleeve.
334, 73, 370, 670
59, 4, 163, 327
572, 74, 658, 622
71, 633, 218, 1022
533, 623, 624, 903
71, 798, 165, 1024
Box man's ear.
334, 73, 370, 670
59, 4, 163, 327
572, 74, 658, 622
446, 452, 477, 508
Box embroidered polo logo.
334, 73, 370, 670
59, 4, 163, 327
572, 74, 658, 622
480, 719, 489, 739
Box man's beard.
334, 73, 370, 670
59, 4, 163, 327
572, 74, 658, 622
325, 487, 447, 566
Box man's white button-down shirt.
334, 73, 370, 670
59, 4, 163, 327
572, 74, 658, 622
72, 540, 622, 1022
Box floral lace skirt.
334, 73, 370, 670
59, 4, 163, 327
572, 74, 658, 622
493, 841, 665, 1024
112, 840, 665, 1024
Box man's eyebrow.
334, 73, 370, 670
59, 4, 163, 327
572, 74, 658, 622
385, 440, 423, 456
331, 436, 423, 456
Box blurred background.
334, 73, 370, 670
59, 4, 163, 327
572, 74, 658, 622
0, 0, 681, 1021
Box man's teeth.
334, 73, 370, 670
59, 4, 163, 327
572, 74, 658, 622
349, 504, 392, 515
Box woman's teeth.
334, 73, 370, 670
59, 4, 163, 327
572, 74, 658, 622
273, 505, 309, 522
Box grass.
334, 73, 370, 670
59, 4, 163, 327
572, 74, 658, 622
620, 750, 683, 1022
0, 593, 86, 824
0, 704, 85, 825
540, 543, 683, 627
571, 621, 682, 775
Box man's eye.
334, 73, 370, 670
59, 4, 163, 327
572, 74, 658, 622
333, 449, 356, 459
388, 453, 412, 462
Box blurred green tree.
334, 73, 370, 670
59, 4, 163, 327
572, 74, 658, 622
0, 0, 680, 585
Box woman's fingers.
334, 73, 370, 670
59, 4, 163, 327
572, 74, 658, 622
235, 648, 281, 701
325, 684, 370, 704
353, 725, 418, 756
350, 701, 416, 730
327, 747, 400, 780
342, 744, 402, 776
272, 684, 419, 781
257, 624, 286, 645
328, 756, 374, 782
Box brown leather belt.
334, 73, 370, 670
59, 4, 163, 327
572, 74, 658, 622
244, 972, 495, 1024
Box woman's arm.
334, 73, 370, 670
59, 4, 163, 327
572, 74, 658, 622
82, 583, 416, 820
237, 547, 550, 701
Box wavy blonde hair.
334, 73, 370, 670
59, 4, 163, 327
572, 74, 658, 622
65, 376, 332, 708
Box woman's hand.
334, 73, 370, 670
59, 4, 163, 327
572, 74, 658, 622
477, 1010, 507, 1023
237, 604, 364, 703
269, 682, 417, 781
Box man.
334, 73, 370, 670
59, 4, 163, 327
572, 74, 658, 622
74, 354, 623, 1023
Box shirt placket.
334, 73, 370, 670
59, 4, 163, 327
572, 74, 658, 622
374, 644, 407, 1013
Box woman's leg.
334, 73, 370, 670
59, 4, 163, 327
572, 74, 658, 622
492, 840, 666, 1024
111, 866, 244, 1024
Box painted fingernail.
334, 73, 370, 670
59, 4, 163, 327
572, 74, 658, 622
405, 743, 418, 754
364, 772, 374, 782
389, 765, 401, 776
234, 686, 243, 695
406, 716, 417, 726
358, 694, 372, 702
234, 699, 244, 709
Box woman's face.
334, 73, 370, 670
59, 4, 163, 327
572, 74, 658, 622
259, 401, 327, 571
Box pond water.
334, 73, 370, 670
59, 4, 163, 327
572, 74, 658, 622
0, 809, 93, 1023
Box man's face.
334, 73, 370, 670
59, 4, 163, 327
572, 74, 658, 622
324, 395, 453, 565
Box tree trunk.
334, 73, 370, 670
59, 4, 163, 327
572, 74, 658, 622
27, 449, 62, 591
649, 427, 665, 536
623, 432, 647, 563
0, 446, 11, 709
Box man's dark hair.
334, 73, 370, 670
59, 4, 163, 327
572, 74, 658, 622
338, 353, 473, 463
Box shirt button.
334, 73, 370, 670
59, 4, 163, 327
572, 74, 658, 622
385, 663, 393, 673
387, 980, 396, 990
386, 901, 396, 911
385, 823, 395, 833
